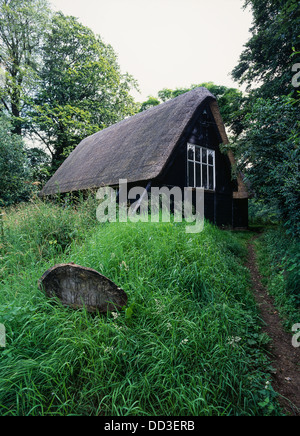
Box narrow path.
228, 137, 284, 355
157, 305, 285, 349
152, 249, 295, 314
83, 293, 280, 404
246, 236, 300, 416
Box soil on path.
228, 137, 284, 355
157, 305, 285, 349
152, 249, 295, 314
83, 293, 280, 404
246, 236, 300, 416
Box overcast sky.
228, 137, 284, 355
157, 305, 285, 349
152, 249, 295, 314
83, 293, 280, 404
49, 0, 253, 102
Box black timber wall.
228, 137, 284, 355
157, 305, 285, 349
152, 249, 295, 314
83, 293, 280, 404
157, 100, 247, 227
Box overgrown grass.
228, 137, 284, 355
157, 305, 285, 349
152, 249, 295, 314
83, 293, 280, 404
254, 229, 300, 329
0, 200, 281, 416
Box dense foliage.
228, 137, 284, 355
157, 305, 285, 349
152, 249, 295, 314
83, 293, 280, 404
0, 115, 31, 206
234, 96, 300, 237
231, 0, 300, 237
232, 0, 300, 98
0, 115, 52, 206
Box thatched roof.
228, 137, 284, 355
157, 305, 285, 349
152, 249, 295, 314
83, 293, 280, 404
39, 87, 248, 198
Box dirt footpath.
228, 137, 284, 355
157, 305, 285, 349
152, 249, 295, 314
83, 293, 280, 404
246, 238, 300, 416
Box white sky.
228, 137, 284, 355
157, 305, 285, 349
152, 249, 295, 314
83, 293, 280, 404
49, 0, 253, 102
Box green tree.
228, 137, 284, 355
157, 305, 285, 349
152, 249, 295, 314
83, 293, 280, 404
139, 96, 160, 112
139, 82, 245, 137
234, 95, 300, 237
28, 12, 139, 171
0, 114, 31, 205
230, 1, 300, 236
0, 0, 51, 134
231, 0, 300, 98
25, 147, 51, 185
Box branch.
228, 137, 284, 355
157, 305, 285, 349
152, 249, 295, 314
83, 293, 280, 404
29, 127, 54, 158
1, 97, 11, 114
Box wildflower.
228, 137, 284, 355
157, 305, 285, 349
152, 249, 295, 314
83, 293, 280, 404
111, 312, 119, 320
180, 338, 189, 346
227, 336, 242, 347
120, 260, 129, 271
154, 298, 165, 313
104, 346, 114, 354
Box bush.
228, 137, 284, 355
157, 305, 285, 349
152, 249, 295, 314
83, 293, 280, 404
234, 95, 300, 238
248, 199, 279, 226
0, 115, 31, 206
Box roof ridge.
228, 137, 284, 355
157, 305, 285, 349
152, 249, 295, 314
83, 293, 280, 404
82, 87, 215, 143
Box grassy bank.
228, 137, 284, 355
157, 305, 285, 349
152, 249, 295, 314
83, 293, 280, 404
0, 201, 280, 415
254, 229, 300, 329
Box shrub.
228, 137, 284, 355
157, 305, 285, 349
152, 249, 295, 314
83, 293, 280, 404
0, 115, 31, 206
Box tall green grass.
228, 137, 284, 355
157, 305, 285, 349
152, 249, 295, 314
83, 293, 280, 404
0, 201, 280, 416
255, 229, 300, 328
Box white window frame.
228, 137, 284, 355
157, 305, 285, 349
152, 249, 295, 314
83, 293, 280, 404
187, 143, 216, 190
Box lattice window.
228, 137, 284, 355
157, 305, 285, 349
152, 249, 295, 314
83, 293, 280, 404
187, 143, 215, 190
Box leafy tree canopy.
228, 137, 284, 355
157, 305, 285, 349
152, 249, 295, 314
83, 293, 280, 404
232, 0, 300, 98
230, 1, 300, 236
0, 0, 51, 134
234, 95, 300, 237
27, 12, 139, 171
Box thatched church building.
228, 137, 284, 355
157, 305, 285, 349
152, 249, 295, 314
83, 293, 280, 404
39, 87, 248, 228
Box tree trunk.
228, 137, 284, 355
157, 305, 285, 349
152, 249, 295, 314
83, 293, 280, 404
11, 102, 22, 136
10, 61, 22, 136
